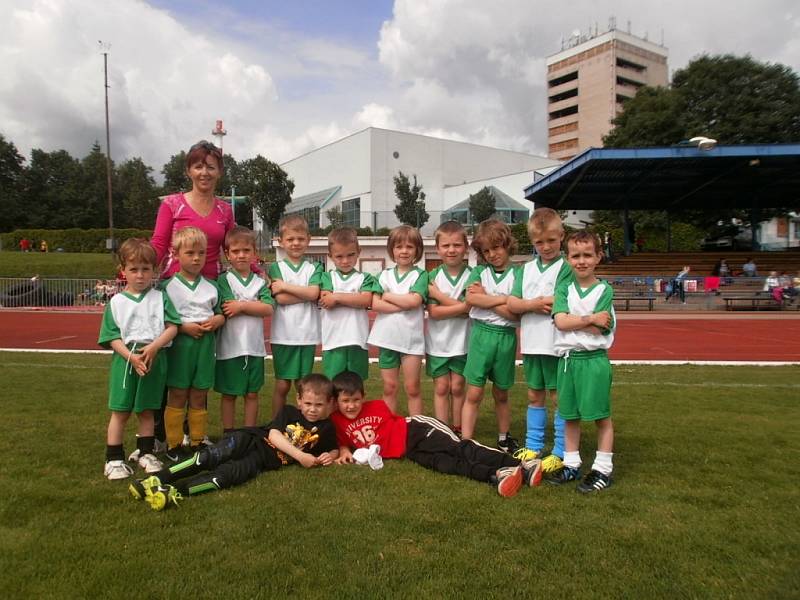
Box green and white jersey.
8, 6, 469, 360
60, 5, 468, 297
162, 273, 221, 323
465, 264, 519, 329
216, 270, 273, 360
512, 256, 573, 356
368, 267, 429, 355
319, 269, 380, 351
425, 264, 471, 357
268, 259, 323, 345
98, 288, 180, 348
552, 279, 616, 355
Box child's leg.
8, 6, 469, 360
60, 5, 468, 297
106, 410, 131, 461
460, 384, 484, 440
563, 418, 582, 469
492, 384, 510, 437
220, 394, 237, 431
166, 388, 188, 449
187, 388, 209, 447
550, 389, 565, 459
525, 388, 547, 453
450, 372, 465, 430
134, 410, 156, 455
243, 392, 259, 427
400, 354, 423, 416
380, 366, 400, 413
177, 452, 274, 496
590, 417, 614, 475
432, 374, 451, 423
272, 379, 292, 419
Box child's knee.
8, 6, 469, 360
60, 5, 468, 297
434, 378, 450, 396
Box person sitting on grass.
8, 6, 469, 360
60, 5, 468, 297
331, 371, 541, 498
129, 373, 339, 511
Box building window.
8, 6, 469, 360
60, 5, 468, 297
549, 105, 578, 120
616, 75, 643, 89
286, 206, 320, 231
794, 220, 800, 239
548, 70, 578, 87
616, 57, 646, 72
548, 139, 579, 154
548, 87, 578, 103
342, 197, 360, 227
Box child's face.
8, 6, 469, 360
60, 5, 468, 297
280, 229, 310, 262
392, 240, 417, 269
122, 260, 155, 294
482, 243, 511, 270
226, 239, 256, 275
436, 232, 467, 268
531, 224, 564, 263
336, 390, 365, 420
298, 391, 333, 422
329, 241, 359, 273
566, 240, 601, 281
177, 243, 206, 278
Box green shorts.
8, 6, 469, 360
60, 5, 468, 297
107, 349, 167, 413
272, 344, 316, 381
322, 346, 369, 381
426, 354, 467, 379
463, 321, 517, 390
523, 354, 559, 390
557, 349, 612, 421
167, 332, 216, 390
215, 355, 265, 396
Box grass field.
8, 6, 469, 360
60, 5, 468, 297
0, 251, 118, 278
1, 353, 798, 599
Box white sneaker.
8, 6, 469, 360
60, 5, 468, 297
104, 460, 134, 481
201, 435, 213, 446
127, 448, 141, 463
138, 453, 164, 473
181, 434, 191, 447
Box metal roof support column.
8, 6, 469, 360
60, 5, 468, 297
623, 207, 632, 256
750, 202, 761, 252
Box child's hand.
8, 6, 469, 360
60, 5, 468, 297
297, 453, 318, 469
467, 282, 486, 295
535, 296, 553, 315
318, 291, 337, 309
428, 283, 444, 302
129, 353, 148, 377
316, 452, 335, 466
180, 322, 205, 339
270, 279, 287, 295
590, 311, 612, 330
222, 300, 243, 318
138, 344, 159, 369
335, 447, 354, 465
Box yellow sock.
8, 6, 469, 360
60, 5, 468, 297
164, 406, 185, 449
188, 407, 208, 446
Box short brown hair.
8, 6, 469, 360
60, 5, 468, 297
527, 207, 563, 238
434, 221, 468, 247
566, 230, 602, 255
387, 225, 424, 263
118, 238, 157, 268
328, 227, 359, 251
471, 218, 517, 259
297, 373, 334, 399
332, 371, 364, 397
279, 214, 310, 237
172, 226, 208, 253
185, 140, 223, 172
224, 226, 257, 250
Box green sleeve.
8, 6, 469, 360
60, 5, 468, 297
268, 262, 282, 281
216, 273, 235, 303
555, 260, 575, 289
360, 272, 382, 293
97, 304, 120, 348
308, 262, 324, 286
552, 281, 570, 315
210, 280, 223, 315
320, 271, 333, 292
465, 265, 484, 286
511, 264, 525, 298
163, 293, 182, 326
594, 282, 615, 332
258, 281, 275, 305
426, 266, 440, 305
410, 269, 428, 301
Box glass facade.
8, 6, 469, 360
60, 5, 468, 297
342, 197, 360, 227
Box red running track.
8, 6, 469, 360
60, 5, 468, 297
1, 310, 798, 362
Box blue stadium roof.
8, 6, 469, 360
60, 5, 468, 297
524, 144, 800, 210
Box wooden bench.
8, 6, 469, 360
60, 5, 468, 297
614, 294, 656, 311
723, 294, 782, 311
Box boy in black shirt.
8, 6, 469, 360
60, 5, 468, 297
129, 374, 338, 510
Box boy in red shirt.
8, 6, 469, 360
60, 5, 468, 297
331, 371, 541, 497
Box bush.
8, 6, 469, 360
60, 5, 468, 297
1, 228, 154, 253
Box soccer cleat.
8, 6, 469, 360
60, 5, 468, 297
540, 454, 564, 474
544, 465, 581, 485
576, 469, 612, 494
513, 447, 540, 462
138, 453, 164, 473
127, 448, 141, 463
495, 466, 523, 498
165, 446, 189, 462
129, 475, 163, 501
521, 458, 543, 487
145, 483, 182, 511
104, 460, 134, 481
497, 434, 520, 454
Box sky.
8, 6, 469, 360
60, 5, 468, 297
1, 0, 799, 178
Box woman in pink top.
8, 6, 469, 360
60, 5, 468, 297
151, 140, 234, 280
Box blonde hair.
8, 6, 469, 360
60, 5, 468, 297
118, 238, 157, 268
527, 207, 563, 238
279, 214, 310, 237
471, 218, 517, 259
224, 226, 257, 250
434, 221, 468, 247
387, 225, 424, 263
328, 227, 359, 251
172, 226, 208, 253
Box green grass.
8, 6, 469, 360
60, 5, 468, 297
0, 251, 118, 278
1, 354, 798, 599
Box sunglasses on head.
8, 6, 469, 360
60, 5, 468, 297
189, 140, 222, 155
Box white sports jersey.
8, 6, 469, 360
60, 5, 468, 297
425, 264, 471, 357
269, 259, 322, 345
320, 270, 375, 351
99, 289, 176, 347
368, 267, 428, 355
552, 280, 616, 355
466, 265, 519, 329
216, 271, 271, 359
515, 257, 572, 356
163, 274, 219, 323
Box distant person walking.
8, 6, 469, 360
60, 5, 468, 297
665, 265, 691, 304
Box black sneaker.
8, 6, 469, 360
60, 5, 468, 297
544, 465, 581, 485
576, 469, 612, 493
165, 446, 189, 462
497, 434, 520, 454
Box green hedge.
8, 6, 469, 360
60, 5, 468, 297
1, 229, 154, 253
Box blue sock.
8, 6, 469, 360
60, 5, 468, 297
552, 412, 565, 459
525, 406, 546, 452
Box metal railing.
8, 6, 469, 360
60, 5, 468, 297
0, 277, 125, 308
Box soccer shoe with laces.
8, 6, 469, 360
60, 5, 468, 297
520, 458, 542, 487
495, 466, 523, 498
128, 475, 162, 501
513, 447, 540, 462
146, 483, 182, 511
104, 460, 134, 481
137, 453, 164, 473
576, 469, 612, 494
544, 465, 581, 485
540, 454, 564, 474
497, 434, 520, 454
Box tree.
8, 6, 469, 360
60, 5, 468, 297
237, 155, 294, 235
21, 148, 85, 229
468, 186, 496, 224
326, 206, 345, 229
393, 171, 428, 227
117, 157, 159, 229
0, 134, 26, 232
160, 151, 189, 194
81, 142, 122, 230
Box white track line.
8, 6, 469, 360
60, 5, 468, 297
34, 335, 77, 344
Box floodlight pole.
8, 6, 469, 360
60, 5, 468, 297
100, 41, 115, 251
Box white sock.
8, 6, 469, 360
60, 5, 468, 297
563, 451, 581, 469
592, 451, 614, 476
